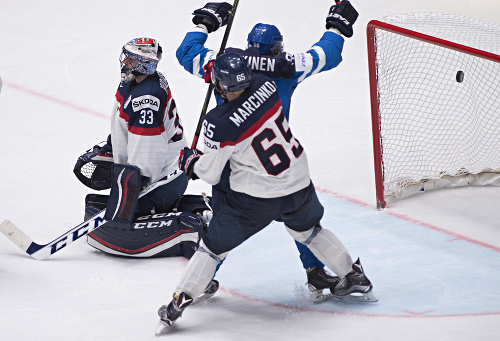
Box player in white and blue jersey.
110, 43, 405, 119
111, 37, 188, 217
157, 53, 375, 329
174, 1, 360, 301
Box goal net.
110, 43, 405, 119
367, 13, 500, 209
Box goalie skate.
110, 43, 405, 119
331, 258, 378, 303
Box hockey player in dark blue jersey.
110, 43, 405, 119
175, 1, 359, 302
157, 53, 375, 330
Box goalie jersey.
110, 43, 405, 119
194, 74, 311, 198
176, 27, 345, 119
111, 71, 187, 185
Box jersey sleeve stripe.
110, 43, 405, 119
129, 125, 165, 136
202, 51, 216, 73
115, 91, 130, 122
163, 91, 172, 121
119, 109, 130, 123
309, 46, 327, 76
192, 54, 202, 78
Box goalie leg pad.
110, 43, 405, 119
87, 211, 203, 258
104, 164, 142, 228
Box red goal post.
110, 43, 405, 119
367, 14, 500, 209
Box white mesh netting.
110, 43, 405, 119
373, 13, 500, 198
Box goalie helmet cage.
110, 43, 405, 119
366, 13, 500, 209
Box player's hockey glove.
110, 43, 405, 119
203, 60, 214, 83
326, 0, 359, 38
192, 2, 232, 33
179, 147, 203, 180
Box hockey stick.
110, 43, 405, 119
190, 0, 240, 149
0, 170, 183, 260
0, 211, 106, 261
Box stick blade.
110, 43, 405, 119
0, 219, 34, 252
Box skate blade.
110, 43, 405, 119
194, 290, 217, 304
311, 289, 334, 303
333, 290, 378, 303
155, 320, 172, 336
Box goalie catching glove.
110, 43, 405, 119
192, 2, 232, 33
326, 0, 358, 38
73, 135, 114, 190
179, 147, 202, 180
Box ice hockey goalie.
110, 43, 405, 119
74, 140, 211, 259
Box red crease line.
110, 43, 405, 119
3, 80, 108, 119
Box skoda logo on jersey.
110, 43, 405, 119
132, 95, 160, 112
204, 139, 219, 150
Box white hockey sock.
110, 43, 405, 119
174, 241, 227, 298
287, 226, 353, 278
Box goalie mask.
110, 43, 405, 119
73, 136, 114, 190
120, 37, 162, 82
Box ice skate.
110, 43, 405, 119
156, 292, 194, 335
306, 267, 341, 303
332, 258, 378, 302
195, 279, 219, 303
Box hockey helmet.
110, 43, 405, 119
120, 37, 162, 82
247, 23, 283, 56
211, 52, 251, 95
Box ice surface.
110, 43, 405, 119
1, 1, 499, 340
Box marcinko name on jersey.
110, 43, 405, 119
132, 94, 160, 112
230, 81, 277, 127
